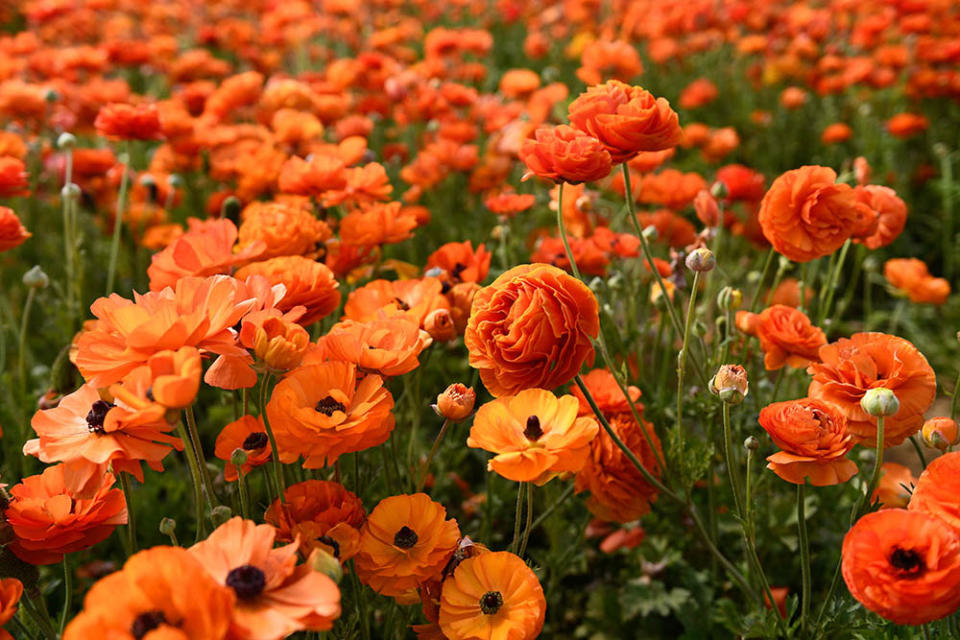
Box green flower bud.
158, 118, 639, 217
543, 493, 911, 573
860, 388, 900, 417
22, 265, 49, 289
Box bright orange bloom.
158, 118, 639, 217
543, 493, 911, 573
94, 102, 163, 140
842, 509, 960, 625
133, 345, 203, 409
758, 166, 877, 263
636, 209, 698, 247
886, 113, 928, 139
568, 80, 683, 162
344, 277, 450, 328
438, 551, 546, 640
267, 361, 395, 467
214, 415, 271, 482
768, 278, 814, 308
425, 240, 492, 286
576, 39, 643, 86
679, 77, 718, 109
884, 258, 950, 305
744, 305, 827, 370
484, 191, 536, 218
570, 368, 642, 416
821, 122, 853, 145
322, 162, 393, 208
147, 218, 265, 292
339, 201, 418, 246
636, 170, 707, 210
0, 578, 22, 636
872, 463, 917, 509
5, 464, 127, 565
277, 155, 347, 197
63, 547, 234, 640
24, 382, 182, 486
519, 125, 612, 184
355, 493, 460, 602
854, 185, 907, 250
465, 264, 599, 397
234, 256, 340, 326
238, 201, 331, 259
468, 389, 598, 484
808, 333, 936, 447
435, 384, 477, 422
758, 398, 857, 486
0, 206, 30, 251
265, 480, 365, 561
909, 451, 960, 533
191, 517, 341, 639
317, 315, 432, 377
0, 158, 28, 197
921, 417, 959, 450
239, 309, 310, 372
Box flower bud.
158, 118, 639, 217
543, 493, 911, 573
22, 265, 49, 289
424, 308, 457, 343
433, 383, 476, 422
860, 388, 900, 417
642, 225, 658, 241
744, 436, 760, 451
230, 448, 249, 467
57, 132, 76, 150
310, 548, 343, 583
210, 505, 233, 527
710, 364, 749, 404
710, 180, 729, 200
685, 248, 716, 272
221, 196, 242, 222
167, 174, 184, 189
44, 88, 59, 103
921, 417, 958, 451
61, 183, 80, 200
717, 286, 742, 312
694, 190, 719, 226
159, 517, 177, 536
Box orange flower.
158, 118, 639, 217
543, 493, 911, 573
758, 166, 877, 263
519, 125, 612, 184
884, 258, 950, 305
214, 415, 271, 482
854, 185, 907, 250
321, 162, 393, 208
921, 417, 959, 450
886, 113, 928, 139
317, 315, 432, 377
484, 191, 536, 218
235, 256, 341, 326
267, 361, 395, 467
435, 384, 477, 422
750, 305, 827, 370
821, 122, 853, 145
908, 451, 960, 533
425, 241, 491, 285
0, 578, 22, 636
635, 209, 698, 247
239, 309, 310, 372
636, 170, 707, 210
468, 389, 598, 484
808, 333, 936, 447
575, 412, 663, 522
121, 345, 203, 410
355, 493, 460, 602
63, 547, 234, 640
340, 201, 418, 246
191, 517, 341, 639
238, 201, 331, 259
842, 509, 960, 625
0, 158, 28, 197
768, 278, 813, 308
576, 39, 643, 86
147, 218, 264, 292
872, 463, 917, 509
94, 102, 164, 140
265, 479, 365, 561
344, 277, 450, 328
0, 206, 30, 251
679, 77, 718, 109
5, 464, 127, 565
277, 155, 347, 197
465, 264, 599, 397
438, 551, 546, 640
758, 398, 857, 486
570, 368, 642, 416
568, 80, 682, 162
24, 382, 182, 486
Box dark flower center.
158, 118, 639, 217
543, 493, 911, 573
131, 610, 167, 639
451, 262, 467, 281
393, 297, 411, 311
890, 547, 925, 577
86, 400, 114, 434
241, 432, 268, 450
393, 525, 419, 549
315, 396, 346, 416
317, 535, 341, 558
479, 590, 504, 615
225, 564, 267, 599
524, 415, 543, 441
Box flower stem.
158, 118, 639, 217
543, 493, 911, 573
416, 419, 451, 492
17, 286, 36, 403
721, 403, 744, 517
105, 140, 131, 295
59, 557, 72, 634
119, 472, 137, 554
176, 418, 208, 541
511, 481, 525, 553
798, 483, 811, 638
676, 271, 701, 445
237, 468, 251, 519
259, 374, 287, 502
518, 482, 534, 557
749, 248, 776, 313
818, 239, 851, 324
185, 405, 217, 508
528, 482, 575, 532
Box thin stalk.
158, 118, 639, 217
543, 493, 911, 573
950, 371, 960, 421
105, 141, 131, 295
676, 271, 702, 445
176, 419, 208, 541
185, 405, 217, 508
511, 482, 525, 553
237, 469, 251, 519
909, 435, 928, 470
416, 419, 452, 492
17, 286, 37, 402
518, 482, 534, 557
528, 483, 575, 532
798, 483, 811, 637
119, 472, 137, 554
59, 558, 72, 633
259, 374, 287, 502
749, 248, 776, 312
721, 403, 744, 517
818, 239, 851, 324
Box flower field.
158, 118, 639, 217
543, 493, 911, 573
1, 0, 960, 638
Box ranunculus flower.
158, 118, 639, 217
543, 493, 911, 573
908, 451, 960, 533
94, 102, 163, 140
519, 125, 612, 184
884, 258, 950, 305
465, 264, 599, 397
0, 206, 30, 251
752, 305, 826, 370
854, 185, 907, 250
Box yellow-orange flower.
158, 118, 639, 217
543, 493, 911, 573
908, 451, 960, 533
317, 315, 432, 377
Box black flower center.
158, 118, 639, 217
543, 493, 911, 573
451, 262, 467, 281
241, 432, 268, 450
524, 415, 543, 441
315, 396, 346, 416
86, 400, 114, 434
393, 525, 419, 549
890, 547, 925, 578
132, 610, 167, 639
480, 590, 503, 615
317, 535, 341, 558
393, 297, 411, 311
225, 564, 267, 599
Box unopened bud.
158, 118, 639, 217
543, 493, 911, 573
61, 183, 80, 200
433, 383, 476, 422
717, 286, 742, 312
167, 174, 184, 188
921, 417, 958, 451
159, 517, 177, 536
710, 364, 749, 405
860, 388, 899, 417
22, 265, 49, 289
210, 505, 233, 527
710, 180, 729, 199
744, 436, 760, 451
642, 225, 658, 242
685, 248, 716, 272
44, 88, 59, 103
424, 308, 457, 343
57, 132, 76, 149
310, 548, 343, 583
694, 190, 719, 227
230, 448, 249, 467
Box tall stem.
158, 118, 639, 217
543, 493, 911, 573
721, 403, 744, 517
59, 558, 72, 633
749, 248, 776, 312
416, 419, 451, 492
105, 140, 131, 295
818, 239, 851, 324
676, 271, 701, 446
511, 482, 525, 553
185, 405, 217, 508
119, 472, 137, 554
17, 287, 36, 402
259, 374, 287, 502
237, 468, 251, 519
518, 482, 534, 557
176, 419, 208, 540
798, 483, 811, 637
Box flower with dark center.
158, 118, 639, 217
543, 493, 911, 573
523, 415, 543, 441
393, 525, 419, 549
451, 262, 467, 281
131, 610, 167, 639
315, 396, 346, 416
242, 431, 268, 451
392, 297, 411, 311
889, 547, 925, 578
85, 400, 114, 434
479, 590, 504, 615
317, 535, 340, 558
225, 564, 267, 599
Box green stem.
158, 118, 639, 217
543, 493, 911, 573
749, 248, 776, 312
798, 483, 811, 637
511, 482, 525, 553
528, 483, 575, 532
185, 405, 217, 508
176, 419, 208, 541
105, 140, 131, 295
721, 403, 744, 517
676, 271, 701, 446
119, 472, 137, 554
237, 468, 251, 519
416, 419, 451, 492
818, 239, 851, 324
59, 557, 72, 633
17, 286, 36, 403
910, 435, 928, 470
950, 371, 960, 421
518, 482, 534, 557
259, 374, 287, 502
